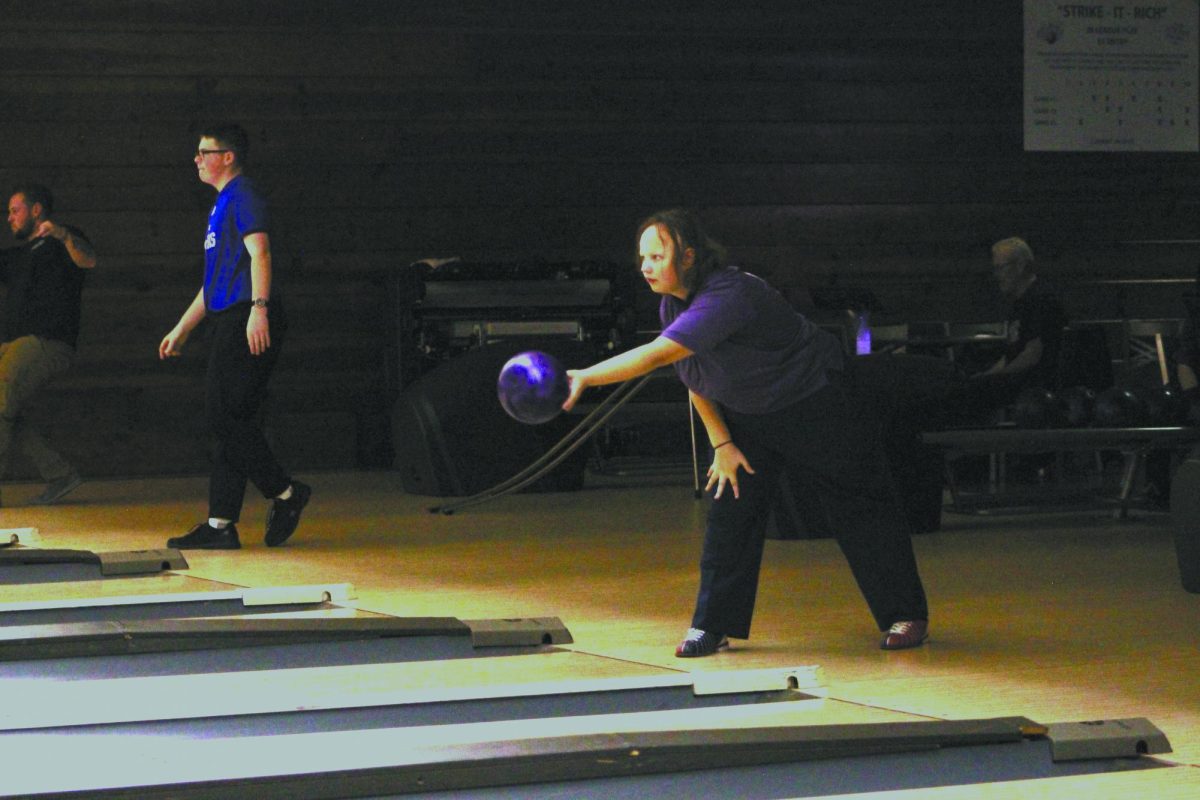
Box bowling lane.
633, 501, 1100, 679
0, 652, 822, 734
0, 568, 239, 604
0, 582, 360, 626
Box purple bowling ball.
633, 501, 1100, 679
497, 350, 569, 425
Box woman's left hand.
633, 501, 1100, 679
706, 442, 754, 499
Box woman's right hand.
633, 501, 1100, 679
563, 369, 589, 411
706, 442, 754, 499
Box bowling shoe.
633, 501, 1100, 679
675, 628, 729, 657
881, 619, 928, 650
168, 523, 241, 550
265, 481, 312, 547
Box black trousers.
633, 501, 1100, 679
858, 354, 975, 534
691, 365, 928, 639
205, 302, 290, 521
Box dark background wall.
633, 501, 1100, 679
1, 1, 1196, 477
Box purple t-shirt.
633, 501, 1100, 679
660, 267, 844, 415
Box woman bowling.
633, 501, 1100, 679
562, 209, 929, 657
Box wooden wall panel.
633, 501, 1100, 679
0, 81, 1015, 131
0, 1, 1195, 477
4, 160, 1194, 217
38, 200, 1197, 266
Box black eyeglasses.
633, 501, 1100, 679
195, 149, 231, 158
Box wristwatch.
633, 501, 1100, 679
252, 298, 269, 308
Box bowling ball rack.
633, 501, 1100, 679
923, 426, 1200, 518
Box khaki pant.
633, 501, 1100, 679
0, 335, 75, 481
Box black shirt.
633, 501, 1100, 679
0, 226, 90, 348
1004, 278, 1067, 389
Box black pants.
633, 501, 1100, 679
857, 354, 1025, 533
205, 302, 290, 521
691, 366, 928, 639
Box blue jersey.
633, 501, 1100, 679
203, 175, 268, 312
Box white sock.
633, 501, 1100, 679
208, 518, 232, 529
276, 485, 294, 501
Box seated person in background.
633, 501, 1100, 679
891, 238, 1068, 513
975, 237, 1068, 405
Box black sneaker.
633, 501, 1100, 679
265, 481, 311, 547
167, 523, 241, 550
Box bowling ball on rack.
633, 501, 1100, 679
497, 350, 570, 425
1092, 385, 1149, 428
1011, 386, 1065, 428
1059, 385, 1097, 427
1131, 383, 1188, 426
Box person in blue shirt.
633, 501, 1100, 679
564, 209, 929, 656
159, 123, 310, 549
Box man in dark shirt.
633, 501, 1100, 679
979, 237, 1067, 398
0, 184, 96, 505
